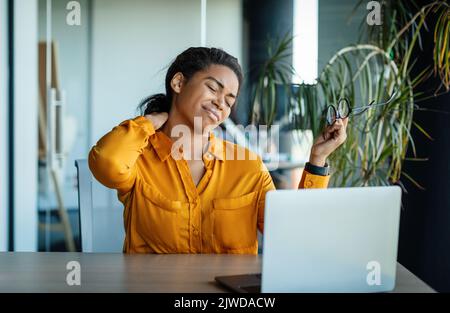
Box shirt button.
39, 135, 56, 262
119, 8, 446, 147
305, 180, 313, 188
205, 152, 213, 160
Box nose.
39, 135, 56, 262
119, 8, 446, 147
212, 94, 226, 110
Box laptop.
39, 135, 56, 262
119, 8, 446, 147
215, 186, 402, 293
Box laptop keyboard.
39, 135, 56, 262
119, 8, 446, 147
239, 274, 262, 293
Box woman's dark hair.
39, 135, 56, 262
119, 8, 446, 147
138, 47, 243, 115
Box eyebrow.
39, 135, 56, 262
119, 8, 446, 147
205, 76, 237, 99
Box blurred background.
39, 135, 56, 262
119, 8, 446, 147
1, 0, 449, 291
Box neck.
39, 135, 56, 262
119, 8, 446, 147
161, 108, 210, 160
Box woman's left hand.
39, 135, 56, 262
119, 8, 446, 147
308, 117, 348, 167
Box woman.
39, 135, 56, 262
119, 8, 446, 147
89, 47, 348, 254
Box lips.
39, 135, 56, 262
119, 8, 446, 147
202, 105, 220, 123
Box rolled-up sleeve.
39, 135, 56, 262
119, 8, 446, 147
298, 169, 330, 189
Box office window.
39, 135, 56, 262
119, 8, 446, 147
293, 0, 318, 84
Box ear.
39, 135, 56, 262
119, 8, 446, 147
170, 72, 185, 94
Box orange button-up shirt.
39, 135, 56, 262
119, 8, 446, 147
89, 116, 330, 254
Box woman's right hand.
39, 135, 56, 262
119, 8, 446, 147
144, 112, 169, 130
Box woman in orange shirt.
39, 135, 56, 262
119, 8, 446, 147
89, 47, 348, 254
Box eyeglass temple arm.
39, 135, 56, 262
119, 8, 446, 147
350, 89, 399, 115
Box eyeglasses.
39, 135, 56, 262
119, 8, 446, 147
326, 90, 399, 126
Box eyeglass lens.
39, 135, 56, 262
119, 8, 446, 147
326, 105, 337, 125
338, 99, 350, 119
326, 99, 350, 125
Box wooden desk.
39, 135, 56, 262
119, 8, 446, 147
0, 252, 435, 293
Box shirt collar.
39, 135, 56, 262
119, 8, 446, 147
149, 130, 225, 162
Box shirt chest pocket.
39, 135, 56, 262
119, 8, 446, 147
138, 182, 188, 252
212, 191, 258, 251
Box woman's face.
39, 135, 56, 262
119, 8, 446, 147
171, 64, 240, 132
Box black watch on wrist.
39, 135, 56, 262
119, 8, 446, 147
305, 162, 330, 176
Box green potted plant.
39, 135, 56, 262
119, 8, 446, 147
250, 1, 450, 189
318, 0, 450, 188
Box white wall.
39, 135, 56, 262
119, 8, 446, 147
14, 0, 39, 251
0, 0, 8, 251
206, 0, 242, 64
91, 0, 200, 143
90, 0, 243, 211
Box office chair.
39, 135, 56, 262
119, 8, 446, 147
75, 159, 124, 252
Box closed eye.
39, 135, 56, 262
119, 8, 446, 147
207, 83, 233, 108
207, 84, 217, 93
225, 96, 234, 108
